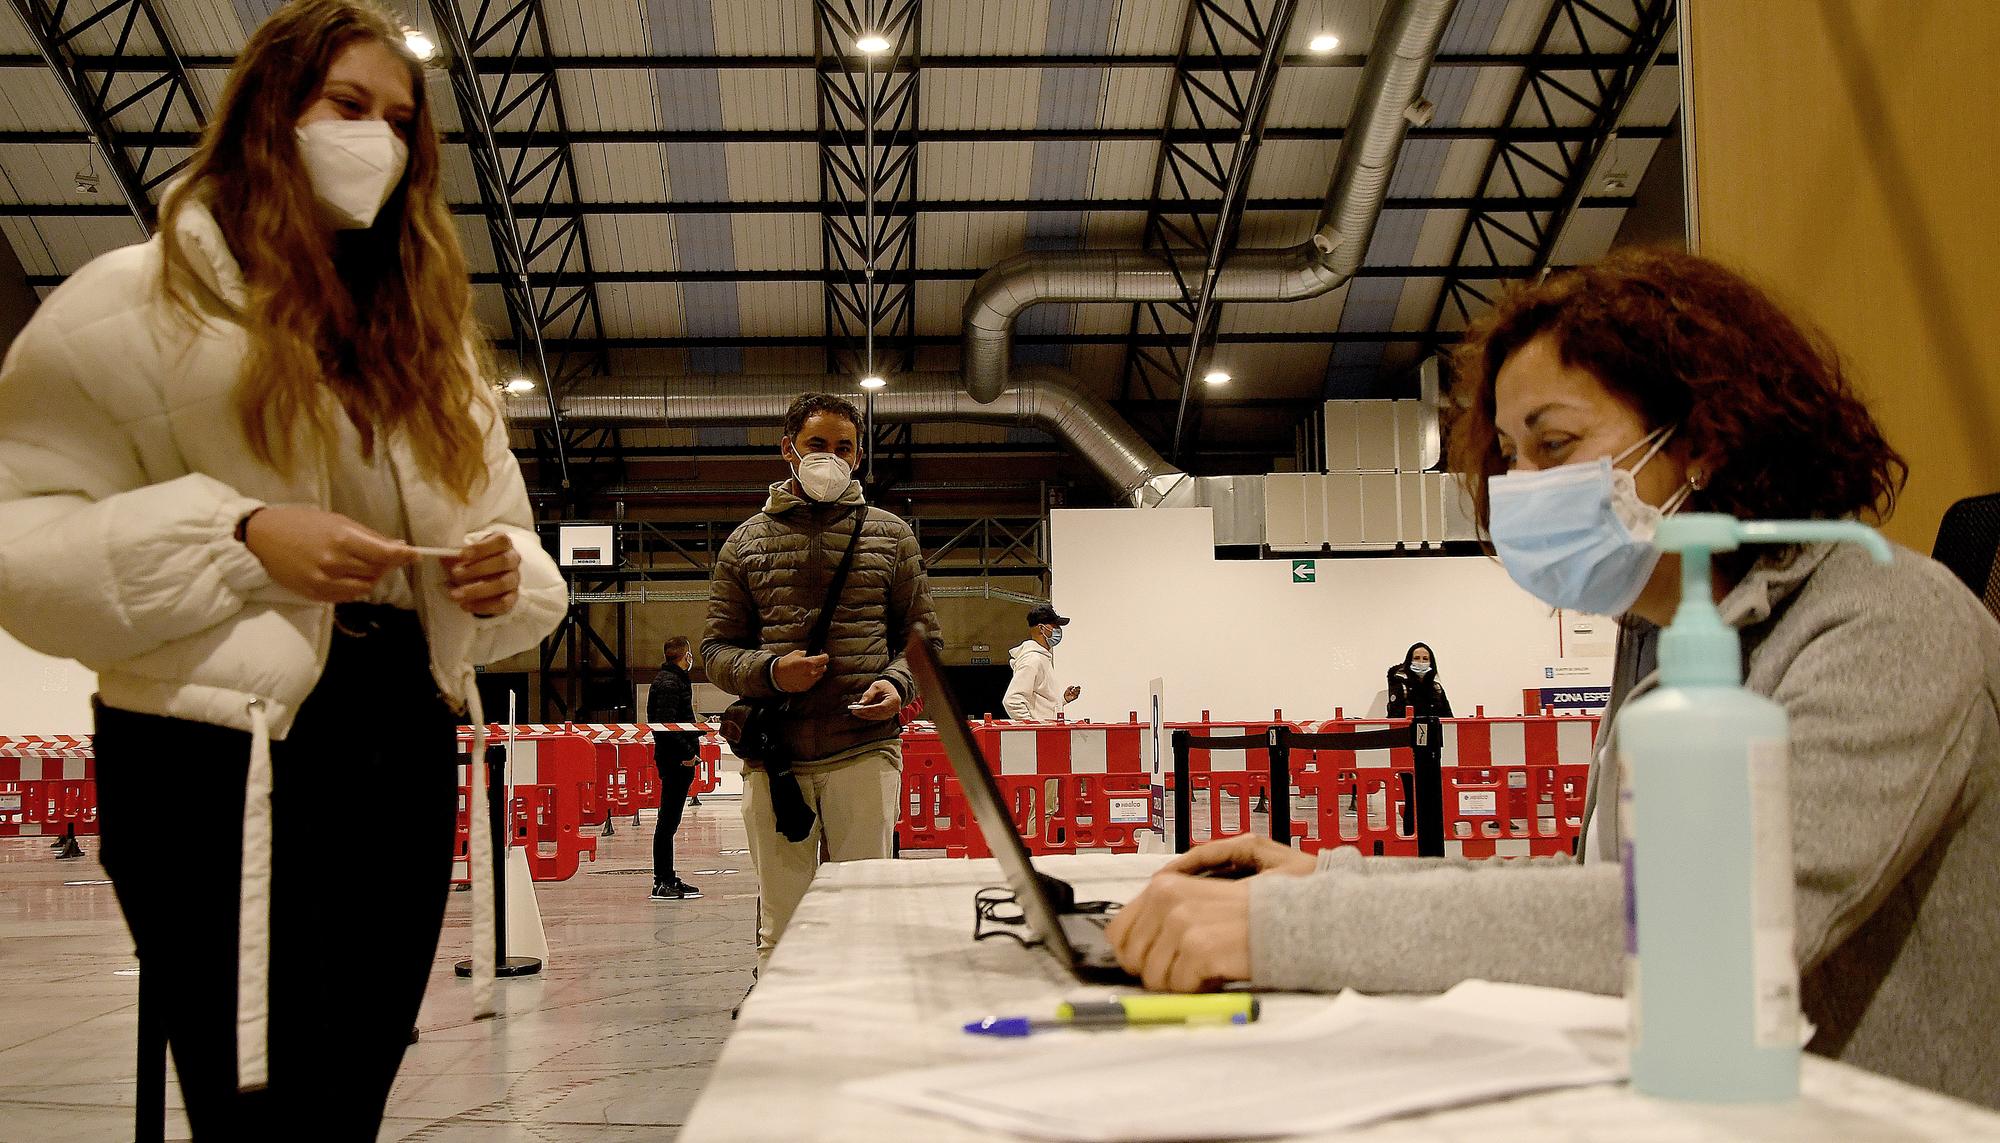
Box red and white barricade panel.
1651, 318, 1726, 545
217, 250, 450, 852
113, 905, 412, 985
1439, 716, 1598, 860
0, 738, 98, 836
1288, 718, 1418, 856
896, 732, 971, 855
978, 721, 1145, 777
452, 731, 599, 883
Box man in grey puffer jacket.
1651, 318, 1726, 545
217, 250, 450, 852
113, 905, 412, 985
704, 393, 942, 965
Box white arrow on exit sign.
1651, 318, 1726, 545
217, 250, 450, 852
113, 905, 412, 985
1291, 559, 1316, 583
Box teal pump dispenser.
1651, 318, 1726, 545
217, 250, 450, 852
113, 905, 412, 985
1619, 514, 1891, 1101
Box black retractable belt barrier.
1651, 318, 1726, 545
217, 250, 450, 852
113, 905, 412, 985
1267, 727, 1290, 848
1413, 717, 1444, 859
1170, 730, 1192, 854
1280, 718, 1446, 857
1171, 728, 1281, 853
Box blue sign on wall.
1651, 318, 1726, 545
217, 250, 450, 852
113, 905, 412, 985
1538, 686, 1611, 710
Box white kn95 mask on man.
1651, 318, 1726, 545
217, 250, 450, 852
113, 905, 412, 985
793, 452, 853, 502
296, 119, 409, 230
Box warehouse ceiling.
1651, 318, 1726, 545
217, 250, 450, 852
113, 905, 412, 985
0, 0, 1682, 504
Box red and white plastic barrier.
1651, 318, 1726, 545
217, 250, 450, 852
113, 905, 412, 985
0, 739, 97, 837
0, 713, 1598, 860
453, 729, 600, 883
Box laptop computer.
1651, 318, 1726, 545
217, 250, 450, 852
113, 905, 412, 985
904, 632, 1133, 983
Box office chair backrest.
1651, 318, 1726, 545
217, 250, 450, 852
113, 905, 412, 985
1932, 492, 2000, 623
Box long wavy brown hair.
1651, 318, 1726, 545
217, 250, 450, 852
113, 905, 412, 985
157, 0, 490, 501
1447, 248, 1905, 532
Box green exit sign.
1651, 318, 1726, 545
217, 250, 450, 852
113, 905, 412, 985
1291, 559, 1316, 583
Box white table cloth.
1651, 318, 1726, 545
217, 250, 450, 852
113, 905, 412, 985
681, 853, 2000, 1141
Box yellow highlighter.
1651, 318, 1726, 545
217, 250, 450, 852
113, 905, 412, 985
965, 993, 1259, 1037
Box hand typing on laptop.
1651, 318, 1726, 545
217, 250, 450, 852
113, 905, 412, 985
1106, 834, 1318, 992
1160, 833, 1317, 879
1104, 872, 1254, 992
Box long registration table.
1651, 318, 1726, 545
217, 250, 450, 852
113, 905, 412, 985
680, 853, 2000, 1142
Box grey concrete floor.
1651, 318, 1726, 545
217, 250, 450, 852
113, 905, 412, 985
0, 798, 760, 1141
0, 786, 1332, 1141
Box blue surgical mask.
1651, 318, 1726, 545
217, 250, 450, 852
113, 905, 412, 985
1047, 627, 1063, 648
1409, 662, 1432, 675
1486, 425, 1692, 616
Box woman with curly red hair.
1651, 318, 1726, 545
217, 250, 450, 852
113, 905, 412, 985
1106, 249, 2000, 1108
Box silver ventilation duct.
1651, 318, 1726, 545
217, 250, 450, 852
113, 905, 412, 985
505, 369, 1194, 508
959, 0, 1458, 403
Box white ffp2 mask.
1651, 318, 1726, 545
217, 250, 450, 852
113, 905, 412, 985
792, 452, 853, 502
296, 119, 408, 230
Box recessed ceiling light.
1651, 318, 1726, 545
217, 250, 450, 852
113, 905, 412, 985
1203, 370, 1232, 386
1308, 33, 1340, 53
859, 375, 887, 390
503, 377, 535, 394
404, 30, 437, 61
855, 33, 890, 54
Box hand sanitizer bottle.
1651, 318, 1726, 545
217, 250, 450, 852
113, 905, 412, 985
1620, 515, 1891, 1101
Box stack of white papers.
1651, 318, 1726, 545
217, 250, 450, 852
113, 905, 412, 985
846, 983, 1627, 1141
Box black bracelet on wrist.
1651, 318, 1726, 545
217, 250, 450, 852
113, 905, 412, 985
233, 507, 265, 544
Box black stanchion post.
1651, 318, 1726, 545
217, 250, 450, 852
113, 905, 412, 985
1171, 730, 1192, 854
455, 744, 542, 979
1268, 726, 1292, 847
1414, 717, 1444, 858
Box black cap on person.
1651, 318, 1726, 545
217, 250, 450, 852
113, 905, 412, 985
1025, 605, 1070, 627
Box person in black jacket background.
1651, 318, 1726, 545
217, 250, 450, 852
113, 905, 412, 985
649, 636, 705, 901
1386, 642, 1454, 718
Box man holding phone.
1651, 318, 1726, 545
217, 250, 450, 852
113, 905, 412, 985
702, 393, 942, 967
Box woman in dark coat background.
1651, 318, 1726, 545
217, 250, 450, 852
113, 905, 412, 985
1386, 642, 1453, 718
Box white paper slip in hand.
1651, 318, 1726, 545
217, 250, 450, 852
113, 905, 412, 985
410, 546, 465, 558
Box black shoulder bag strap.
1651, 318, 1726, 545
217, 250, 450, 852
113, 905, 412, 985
764, 507, 868, 842
805, 508, 869, 654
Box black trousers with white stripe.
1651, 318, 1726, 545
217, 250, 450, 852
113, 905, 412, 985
95, 606, 458, 1139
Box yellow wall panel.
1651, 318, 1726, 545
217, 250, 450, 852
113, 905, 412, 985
1687, 0, 2000, 549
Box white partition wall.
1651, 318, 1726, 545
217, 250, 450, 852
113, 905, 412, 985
1049, 508, 1612, 723
0, 627, 95, 735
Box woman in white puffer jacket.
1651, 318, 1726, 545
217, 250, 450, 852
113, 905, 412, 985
0, 1, 564, 1134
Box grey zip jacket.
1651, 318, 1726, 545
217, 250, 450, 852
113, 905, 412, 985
1250, 541, 2000, 1108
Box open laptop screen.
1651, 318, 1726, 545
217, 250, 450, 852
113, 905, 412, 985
904, 631, 1083, 971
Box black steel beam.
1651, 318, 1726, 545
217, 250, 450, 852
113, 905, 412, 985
6, 0, 205, 230
484, 329, 1460, 352
0, 50, 1677, 71
815, 0, 922, 490
1425, 0, 1677, 337
462, 264, 1516, 285
26, 263, 1530, 289
0, 192, 1637, 219
433, 0, 620, 501
1159, 0, 1299, 460
0, 123, 1673, 147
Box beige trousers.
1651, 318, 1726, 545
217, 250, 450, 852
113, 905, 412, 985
741, 741, 902, 965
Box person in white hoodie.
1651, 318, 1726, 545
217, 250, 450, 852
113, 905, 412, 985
0, 2, 564, 1135
1003, 605, 1082, 720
